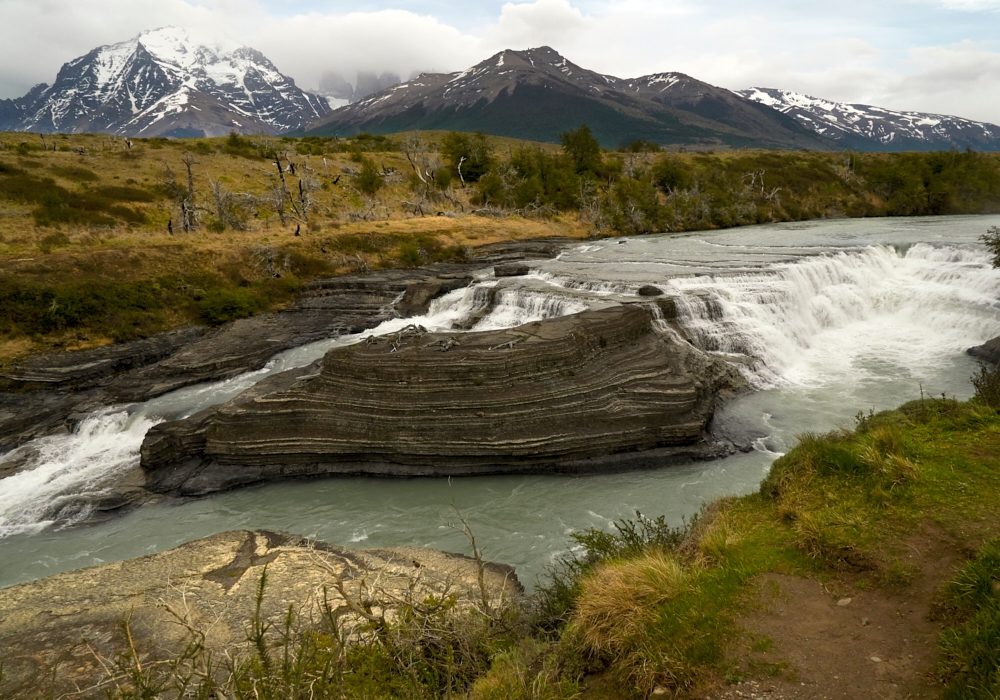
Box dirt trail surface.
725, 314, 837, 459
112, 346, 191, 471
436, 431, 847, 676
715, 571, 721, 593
0, 529, 521, 699
703, 530, 966, 700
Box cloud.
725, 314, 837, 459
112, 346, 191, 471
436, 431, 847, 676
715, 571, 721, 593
921, 0, 1000, 9
487, 0, 592, 49
247, 10, 481, 90
0, 0, 998, 126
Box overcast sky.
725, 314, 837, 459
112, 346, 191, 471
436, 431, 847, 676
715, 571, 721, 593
1, 0, 999, 124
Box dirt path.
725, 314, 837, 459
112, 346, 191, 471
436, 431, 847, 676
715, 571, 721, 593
703, 529, 967, 700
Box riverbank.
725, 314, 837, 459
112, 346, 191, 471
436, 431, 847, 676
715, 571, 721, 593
1, 215, 996, 588
2, 393, 998, 699
2, 132, 998, 366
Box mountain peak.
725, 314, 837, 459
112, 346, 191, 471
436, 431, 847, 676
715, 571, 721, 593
0, 28, 329, 137
738, 87, 1000, 151
304, 48, 835, 150
131, 26, 246, 62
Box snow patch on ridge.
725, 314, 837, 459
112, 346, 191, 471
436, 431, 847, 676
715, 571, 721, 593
738, 87, 998, 148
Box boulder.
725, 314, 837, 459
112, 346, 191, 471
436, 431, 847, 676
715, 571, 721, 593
0, 530, 520, 698
142, 302, 744, 495
494, 263, 531, 277
638, 285, 664, 297
968, 336, 1000, 365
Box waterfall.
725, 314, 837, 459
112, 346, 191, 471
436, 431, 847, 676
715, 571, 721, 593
0, 281, 588, 537
1, 238, 998, 538
0, 409, 157, 537
668, 244, 1000, 388
470, 289, 589, 330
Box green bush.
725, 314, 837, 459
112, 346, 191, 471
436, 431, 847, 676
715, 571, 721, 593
0, 278, 168, 342
198, 288, 267, 325
441, 131, 493, 183
353, 157, 384, 196
560, 124, 602, 174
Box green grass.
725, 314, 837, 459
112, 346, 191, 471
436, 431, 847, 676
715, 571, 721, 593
517, 391, 1000, 697
935, 538, 1000, 699
8, 387, 1000, 698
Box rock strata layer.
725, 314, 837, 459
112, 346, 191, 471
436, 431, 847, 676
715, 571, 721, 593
142, 302, 744, 495
0, 530, 519, 698
0, 238, 573, 452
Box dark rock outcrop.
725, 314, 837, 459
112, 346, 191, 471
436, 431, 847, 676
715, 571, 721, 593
638, 285, 664, 297
142, 302, 744, 496
968, 336, 1000, 365
0, 238, 574, 452
495, 263, 531, 277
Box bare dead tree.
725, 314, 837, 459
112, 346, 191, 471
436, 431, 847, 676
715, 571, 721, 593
401, 135, 432, 184
210, 180, 257, 231
267, 182, 288, 226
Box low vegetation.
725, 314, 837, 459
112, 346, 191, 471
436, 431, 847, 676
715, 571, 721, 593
1, 128, 998, 364
10, 363, 994, 698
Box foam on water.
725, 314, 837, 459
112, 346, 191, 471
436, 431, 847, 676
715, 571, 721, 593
0, 282, 585, 537
1, 217, 1000, 583
0, 409, 158, 537
669, 244, 1000, 388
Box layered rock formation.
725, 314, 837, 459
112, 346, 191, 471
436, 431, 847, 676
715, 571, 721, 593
0, 530, 520, 697
142, 302, 744, 495
0, 238, 571, 452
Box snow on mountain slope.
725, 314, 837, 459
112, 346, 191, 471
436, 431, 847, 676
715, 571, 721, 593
0, 27, 330, 137
737, 87, 1000, 151
304, 47, 833, 150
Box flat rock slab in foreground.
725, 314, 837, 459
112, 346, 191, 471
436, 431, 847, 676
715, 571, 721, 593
0, 529, 520, 698
143, 302, 743, 495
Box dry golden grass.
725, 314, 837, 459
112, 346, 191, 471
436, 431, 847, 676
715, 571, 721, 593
0, 132, 590, 362
573, 551, 689, 656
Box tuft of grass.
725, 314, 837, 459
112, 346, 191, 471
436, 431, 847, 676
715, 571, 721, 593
467, 640, 580, 700
936, 538, 1000, 699
573, 551, 689, 657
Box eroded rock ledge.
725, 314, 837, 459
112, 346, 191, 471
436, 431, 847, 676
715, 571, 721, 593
0, 529, 520, 698
142, 302, 745, 496
0, 237, 571, 452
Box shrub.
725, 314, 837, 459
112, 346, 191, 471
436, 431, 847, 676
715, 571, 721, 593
560, 124, 602, 174
353, 157, 384, 196
198, 288, 266, 325
971, 362, 1000, 409
441, 131, 493, 184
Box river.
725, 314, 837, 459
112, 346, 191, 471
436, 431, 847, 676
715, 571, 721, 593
1, 214, 999, 591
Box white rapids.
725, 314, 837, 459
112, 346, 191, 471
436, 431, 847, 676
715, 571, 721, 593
1, 214, 999, 588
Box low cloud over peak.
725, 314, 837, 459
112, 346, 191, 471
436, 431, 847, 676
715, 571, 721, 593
0, 0, 998, 125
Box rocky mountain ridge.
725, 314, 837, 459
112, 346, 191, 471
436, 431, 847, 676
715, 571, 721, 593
0, 27, 330, 137
738, 87, 1000, 152
304, 47, 834, 150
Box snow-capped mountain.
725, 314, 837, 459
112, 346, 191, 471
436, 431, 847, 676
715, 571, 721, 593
0, 27, 330, 137
737, 88, 1000, 152
304, 47, 833, 150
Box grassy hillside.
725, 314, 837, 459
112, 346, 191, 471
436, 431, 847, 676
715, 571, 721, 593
0, 131, 586, 364
1, 129, 998, 365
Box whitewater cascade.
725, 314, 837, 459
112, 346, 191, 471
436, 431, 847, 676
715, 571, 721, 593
0, 241, 998, 538
666, 244, 1000, 387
